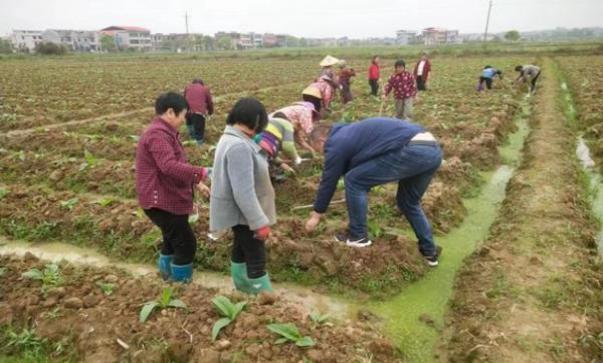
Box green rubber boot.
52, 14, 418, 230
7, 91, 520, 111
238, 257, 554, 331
247, 274, 273, 294
230, 261, 251, 293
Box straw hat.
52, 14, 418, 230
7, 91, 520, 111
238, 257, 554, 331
319, 55, 340, 67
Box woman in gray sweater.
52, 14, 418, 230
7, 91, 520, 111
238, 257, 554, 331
210, 98, 276, 294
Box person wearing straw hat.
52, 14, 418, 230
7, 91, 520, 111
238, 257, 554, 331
302, 74, 336, 118
319, 55, 342, 84
271, 101, 320, 155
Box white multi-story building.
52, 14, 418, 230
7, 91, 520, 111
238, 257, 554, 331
10, 30, 43, 52
100, 26, 152, 51
396, 30, 417, 45
422, 27, 462, 45
42, 30, 100, 52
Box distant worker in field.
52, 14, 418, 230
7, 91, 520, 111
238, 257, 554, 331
477, 65, 503, 92
136, 92, 211, 283
271, 101, 320, 156
319, 55, 341, 83
514, 64, 541, 94
304, 118, 443, 266
210, 98, 276, 294
302, 74, 335, 117
338, 61, 356, 104
368, 55, 381, 97
255, 114, 303, 178
183, 79, 214, 145
383, 59, 417, 120
413, 52, 432, 91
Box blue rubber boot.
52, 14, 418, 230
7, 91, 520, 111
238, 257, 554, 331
247, 274, 273, 294
230, 261, 251, 293
158, 254, 173, 281
171, 263, 193, 283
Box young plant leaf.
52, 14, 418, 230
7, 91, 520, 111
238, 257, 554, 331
212, 295, 235, 318
167, 299, 187, 309
212, 317, 232, 341
160, 287, 173, 307
22, 269, 43, 280
295, 336, 316, 347
139, 301, 160, 323
267, 323, 302, 341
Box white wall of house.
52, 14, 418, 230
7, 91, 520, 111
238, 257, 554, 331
11, 30, 43, 52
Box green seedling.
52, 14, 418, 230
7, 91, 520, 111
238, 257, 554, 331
267, 323, 315, 347
368, 219, 383, 239
309, 311, 330, 326
139, 287, 187, 323
4, 327, 47, 355
0, 187, 8, 200
79, 149, 98, 171
21, 263, 64, 291
211, 295, 247, 340
0, 267, 5, 277
59, 197, 79, 210
96, 281, 116, 296
95, 197, 115, 207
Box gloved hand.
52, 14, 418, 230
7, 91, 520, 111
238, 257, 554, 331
254, 225, 271, 240
294, 156, 303, 166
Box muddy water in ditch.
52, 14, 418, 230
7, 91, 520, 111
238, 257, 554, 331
0, 238, 354, 320
576, 137, 603, 254
369, 100, 531, 363
0, 101, 531, 362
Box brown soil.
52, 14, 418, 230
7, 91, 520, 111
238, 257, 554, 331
0, 254, 403, 362
438, 59, 602, 363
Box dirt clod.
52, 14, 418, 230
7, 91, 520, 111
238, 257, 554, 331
64, 297, 84, 309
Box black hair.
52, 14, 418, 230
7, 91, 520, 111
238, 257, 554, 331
192, 79, 205, 85
484, 65, 493, 69
515, 65, 523, 72
155, 92, 189, 116
272, 111, 290, 121
226, 97, 268, 133
395, 59, 406, 68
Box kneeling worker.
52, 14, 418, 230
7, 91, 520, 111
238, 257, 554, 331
304, 117, 443, 266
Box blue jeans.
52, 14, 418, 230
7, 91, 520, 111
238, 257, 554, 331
344, 143, 442, 256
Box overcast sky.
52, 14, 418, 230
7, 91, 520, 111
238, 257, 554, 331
1, 0, 602, 38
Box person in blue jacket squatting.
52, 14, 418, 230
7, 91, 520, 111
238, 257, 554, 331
304, 117, 443, 266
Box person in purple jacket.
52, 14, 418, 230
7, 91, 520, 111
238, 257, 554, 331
136, 92, 211, 282
304, 118, 443, 266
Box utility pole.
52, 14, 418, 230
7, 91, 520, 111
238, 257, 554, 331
185, 12, 189, 35
483, 0, 493, 42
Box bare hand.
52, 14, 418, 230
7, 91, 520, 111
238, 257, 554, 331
305, 211, 322, 232
281, 163, 296, 174
196, 182, 210, 198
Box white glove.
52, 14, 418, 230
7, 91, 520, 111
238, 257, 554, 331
294, 156, 303, 165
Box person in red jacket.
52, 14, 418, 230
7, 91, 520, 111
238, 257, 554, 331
368, 56, 380, 97
136, 92, 210, 283
413, 52, 431, 91
184, 79, 214, 145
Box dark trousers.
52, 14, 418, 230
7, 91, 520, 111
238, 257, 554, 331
341, 81, 352, 104
479, 77, 493, 90
185, 113, 206, 143
530, 71, 541, 93
144, 208, 197, 265
231, 225, 266, 278
368, 79, 379, 96
416, 76, 427, 91
302, 94, 322, 113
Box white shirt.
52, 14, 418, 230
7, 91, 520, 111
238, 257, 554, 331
417, 60, 427, 76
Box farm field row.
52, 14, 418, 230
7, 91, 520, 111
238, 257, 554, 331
0, 55, 530, 297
